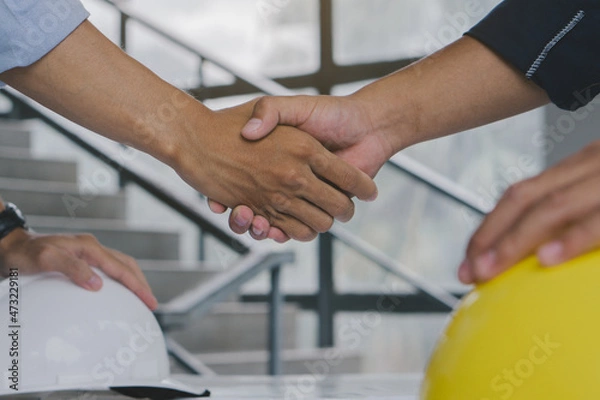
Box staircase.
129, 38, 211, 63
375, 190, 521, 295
0, 117, 363, 376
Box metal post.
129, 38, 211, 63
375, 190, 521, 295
118, 170, 128, 189
268, 266, 283, 375
318, 232, 335, 347
198, 57, 205, 89
198, 229, 205, 261
318, 0, 335, 94
119, 12, 129, 51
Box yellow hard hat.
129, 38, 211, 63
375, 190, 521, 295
421, 249, 600, 400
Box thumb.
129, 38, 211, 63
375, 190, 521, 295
241, 96, 312, 141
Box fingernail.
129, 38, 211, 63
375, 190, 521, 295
85, 275, 102, 291
242, 118, 262, 135
458, 259, 473, 284
150, 295, 159, 309
474, 250, 496, 279
367, 189, 379, 202
538, 241, 564, 265
252, 226, 264, 237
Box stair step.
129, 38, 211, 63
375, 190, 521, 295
0, 121, 32, 148
169, 302, 299, 352
0, 178, 125, 219
28, 216, 180, 260
0, 151, 77, 183
140, 265, 222, 304
0, 146, 30, 158
191, 347, 363, 376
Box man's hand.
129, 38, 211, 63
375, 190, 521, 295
208, 95, 394, 241
240, 95, 395, 177
459, 140, 600, 284
0, 229, 157, 310
175, 100, 378, 241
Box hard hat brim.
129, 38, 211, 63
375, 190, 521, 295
0, 377, 209, 399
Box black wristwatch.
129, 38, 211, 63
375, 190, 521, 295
0, 203, 28, 241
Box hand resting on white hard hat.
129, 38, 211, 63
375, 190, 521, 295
0, 229, 157, 310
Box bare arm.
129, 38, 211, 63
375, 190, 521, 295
354, 36, 550, 152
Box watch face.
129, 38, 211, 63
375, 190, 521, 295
6, 203, 26, 224
11, 205, 25, 221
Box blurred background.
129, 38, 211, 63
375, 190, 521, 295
2, 0, 597, 377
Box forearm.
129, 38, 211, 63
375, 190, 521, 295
353, 36, 550, 153
0, 20, 209, 166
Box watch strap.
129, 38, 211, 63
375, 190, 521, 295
0, 203, 28, 241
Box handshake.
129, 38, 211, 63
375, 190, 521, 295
199, 94, 390, 244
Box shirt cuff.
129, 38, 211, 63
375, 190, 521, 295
466, 0, 600, 110
0, 0, 90, 81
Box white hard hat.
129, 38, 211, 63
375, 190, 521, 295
0, 268, 208, 399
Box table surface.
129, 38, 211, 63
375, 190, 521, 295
9, 374, 423, 400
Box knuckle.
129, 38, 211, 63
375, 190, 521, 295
496, 235, 520, 260
339, 170, 358, 192
283, 169, 308, 192
333, 198, 354, 221
315, 216, 334, 234
466, 233, 490, 256
122, 254, 138, 268
270, 192, 292, 212
254, 96, 271, 113
545, 190, 569, 209
295, 226, 318, 242
292, 138, 315, 157
309, 152, 330, 171
77, 233, 99, 245
502, 181, 531, 205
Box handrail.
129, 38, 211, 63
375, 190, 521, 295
156, 250, 292, 328
389, 154, 491, 215
329, 225, 460, 308
99, 0, 294, 97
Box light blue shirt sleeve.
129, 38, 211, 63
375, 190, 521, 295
0, 0, 89, 76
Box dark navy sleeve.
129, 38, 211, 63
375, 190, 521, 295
466, 0, 600, 111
